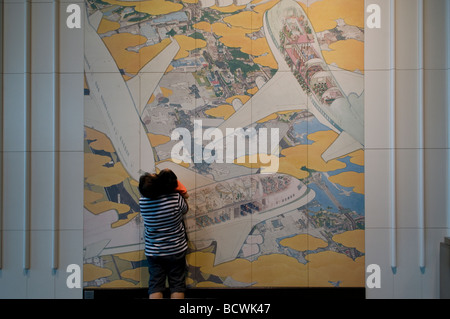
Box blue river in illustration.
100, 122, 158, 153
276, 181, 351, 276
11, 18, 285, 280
293, 117, 364, 217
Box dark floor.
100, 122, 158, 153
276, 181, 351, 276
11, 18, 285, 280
83, 287, 365, 300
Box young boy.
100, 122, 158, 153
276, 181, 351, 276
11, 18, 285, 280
138, 170, 189, 299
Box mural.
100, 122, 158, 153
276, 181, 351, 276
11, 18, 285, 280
83, 0, 365, 289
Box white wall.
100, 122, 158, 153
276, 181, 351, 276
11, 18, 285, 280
365, 0, 449, 298
0, 0, 448, 299
0, 0, 84, 299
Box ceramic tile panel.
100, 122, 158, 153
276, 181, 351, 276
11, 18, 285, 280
395, 0, 420, 70
364, 0, 394, 71
59, 151, 84, 231
393, 228, 423, 298
424, 149, 448, 229
364, 149, 391, 229
0, 231, 28, 299
423, 0, 449, 70
2, 73, 27, 152
421, 228, 449, 298
3, 2, 27, 74
365, 227, 394, 299
364, 70, 392, 149
54, 230, 84, 299
30, 1, 56, 74
29, 152, 56, 231
59, 73, 85, 152
60, 2, 85, 74
2, 152, 27, 231
30, 73, 56, 152
395, 148, 421, 229
27, 230, 56, 298
395, 70, 420, 149
424, 69, 448, 149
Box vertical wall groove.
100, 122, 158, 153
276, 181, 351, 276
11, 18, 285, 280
389, 0, 397, 274
0, 0, 4, 270
417, 0, 425, 274
24, 0, 32, 272
447, 0, 450, 237
52, 0, 61, 272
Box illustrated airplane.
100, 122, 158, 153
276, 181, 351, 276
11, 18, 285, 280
84, 158, 315, 265
217, 0, 364, 162
84, 9, 180, 182
156, 161, 315, 266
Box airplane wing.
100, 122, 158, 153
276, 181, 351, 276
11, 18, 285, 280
84, 94, 108, 133
83, 11, 109, 136
321, 131, 363, 162
84, 239, 110, 259
84, 10, 181, 179
213, 220, 254, 265
216, 67, 363, 163
215, 5, 307, 132
127, 38, 180, 115
217, 70, 307, 133
195, 220, 254, 266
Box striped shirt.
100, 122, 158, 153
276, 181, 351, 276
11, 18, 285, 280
139, 192, 188, 256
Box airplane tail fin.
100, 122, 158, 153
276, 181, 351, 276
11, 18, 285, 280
127, 38, 180, 115
87, 10, 103, 32
84, 239, 110, 259
321, 131, 363, 162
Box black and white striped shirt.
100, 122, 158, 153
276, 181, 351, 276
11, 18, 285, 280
139, 193, 188, 256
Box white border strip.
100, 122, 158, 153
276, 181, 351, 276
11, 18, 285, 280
389, 0, 397, 274
417, 0, 425, 274
0, 1, 3, 270
447, 0, 450, 237
24, 0, 31, 272
52, 0, 61, 273
389, 0, 397, 275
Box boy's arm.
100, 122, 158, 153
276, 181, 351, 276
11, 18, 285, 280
176, 180, 189, 199
179, 193, 189, 215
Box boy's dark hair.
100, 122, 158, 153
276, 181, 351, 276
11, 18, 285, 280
139, 169, 179, 198
138, 173, 158, 198
157, 168, 178, 194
